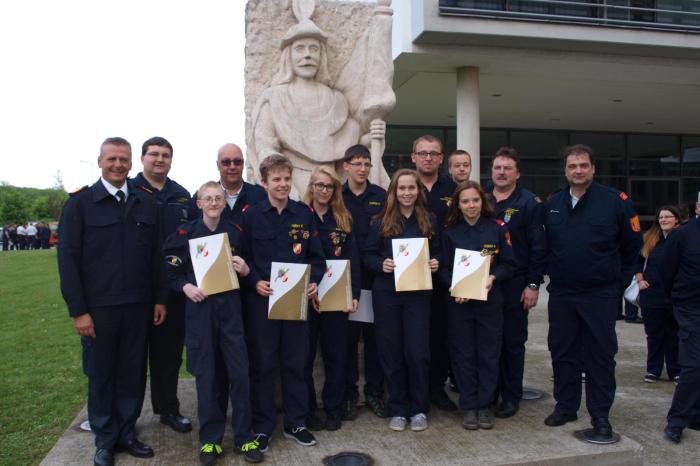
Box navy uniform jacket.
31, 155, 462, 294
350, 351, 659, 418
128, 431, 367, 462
362, 214, 441, 292
488, 186, 546, 285
58, 179, 167, 317
162, 218, 245, 294
544, 182, 642, 297
314, 208, 361, 300
438, 216, 516, 289
660, 217, 700, 308
241, 198, 325, 286
342, 181, 386, 289
634, 231, 676, 309
133, 173, 193, 240
423, 175, 456, 231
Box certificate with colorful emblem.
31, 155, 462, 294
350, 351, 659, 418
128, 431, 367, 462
188, 232, 239, 295
392, 237, 432, 292
450, 248, 491, 301
268, 262, 310, 320
318, 260, 352, 312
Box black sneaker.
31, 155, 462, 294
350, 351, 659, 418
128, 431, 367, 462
236, 440, 264, 464
253, 434, 270, 453
343, 397, 358, 421
283, 426, 317, 446
325, 415, 342, 431
365, 393, 388, 418
199, 443, 222, 466
306, 409, 326, 431
644, 373, 658, 383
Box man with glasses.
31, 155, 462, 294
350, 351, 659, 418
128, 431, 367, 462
411, 135, 458, 412
341, 144, 387, 420
133, 136, 194, 434
215, 143, 266, 224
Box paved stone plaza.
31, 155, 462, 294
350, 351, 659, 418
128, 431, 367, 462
41, 289, 699, 465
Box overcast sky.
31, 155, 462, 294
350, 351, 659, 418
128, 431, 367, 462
0, 0, 246, 193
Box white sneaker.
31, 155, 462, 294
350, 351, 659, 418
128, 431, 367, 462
410, 413, 428, 431
389, 416, 407, 431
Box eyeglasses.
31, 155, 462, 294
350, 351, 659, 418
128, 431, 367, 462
658, 215, 676, 220
219, 158, 244, 167
414, 151, 442, 159
200, 196, 225, 204
313, 183, 335, 192
347, 161, 373, 169
145, 151, 172, 159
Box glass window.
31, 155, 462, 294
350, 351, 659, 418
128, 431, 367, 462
570, 133, 625, 159
628, 134, 680, 176
682, 136, 700, 176
511, 131, 568, 158
629, 178, 679, 218
681, 177, 700, 218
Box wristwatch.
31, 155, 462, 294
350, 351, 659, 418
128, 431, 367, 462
527, 283, 540, 290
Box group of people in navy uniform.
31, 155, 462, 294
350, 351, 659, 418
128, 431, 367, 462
2, 222, 52, 250
57, 135, 700, 466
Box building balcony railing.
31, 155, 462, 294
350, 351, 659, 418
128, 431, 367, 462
439, 0, 700, 32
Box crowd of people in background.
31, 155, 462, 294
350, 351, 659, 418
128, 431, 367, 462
1, 222, 53, 250
55, 135, 700, 466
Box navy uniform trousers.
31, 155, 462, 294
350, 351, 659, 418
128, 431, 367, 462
373, 288, 431, 418
83, 304, 150, 450
667, 306, 700, 428
345, 318, 384, 400
185, 292, 252, 446
246, 292, 310, 435
498, 275, 528, 403
448, 289, 504, 410
641, 304, 679, 379
305, 309, 349, 419
548, 293, 618, 418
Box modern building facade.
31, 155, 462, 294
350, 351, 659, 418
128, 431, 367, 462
386, 0, 700, 222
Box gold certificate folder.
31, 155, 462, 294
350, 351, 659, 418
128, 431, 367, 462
189, 232, 239, 296
268, 263, 310, 321
319, 260, 352, 312
450, 250, 491, 301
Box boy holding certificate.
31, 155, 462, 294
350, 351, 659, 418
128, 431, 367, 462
162, 182, 263, 465
362, 169, 440, 432
439, 181, 516, 432
241, 154, 325, 450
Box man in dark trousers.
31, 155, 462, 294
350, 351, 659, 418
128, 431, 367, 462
58, 137, 167, 466
341, 144, 387, 419
412, 135, 457, 412
133, 136, 193, 433
543, 144, 642, 440
659, 213, 700, 443
487, 147, 546, 419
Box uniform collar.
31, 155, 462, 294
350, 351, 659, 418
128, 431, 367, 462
459, 215, 486, 231
100, 177, 128, 199
260, 196, 297, 214
134, 172, 170, 193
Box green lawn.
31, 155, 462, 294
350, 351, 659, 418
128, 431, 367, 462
0, 249, 85, 466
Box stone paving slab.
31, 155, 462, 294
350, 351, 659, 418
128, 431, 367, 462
40, 289, 700, 465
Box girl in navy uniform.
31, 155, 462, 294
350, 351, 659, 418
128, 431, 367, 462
363, 168, 440, 432
634, 205, 681, 383
302, 166, 361, 431
439, 181, 516, 431
162, 182, 262, 465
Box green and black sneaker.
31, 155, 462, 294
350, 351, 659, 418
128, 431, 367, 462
199, 443, 222, 466
236, 439, 264, 463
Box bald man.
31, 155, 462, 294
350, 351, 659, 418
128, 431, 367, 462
214, 144, 266, 224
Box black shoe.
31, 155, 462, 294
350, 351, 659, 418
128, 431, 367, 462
592, 418, 612, 438
430, 389, 457, 411
94, 449, 114, 466
114, 438, 154, 458
306, 409, 326, 431
687, 419, 700, 431
365, 393, 388, 418
236, 440, 264, 464
199, 443, 222, 466
462, 410, 478, 430
544, 410, 577, 426
478, 410, 494, 429
625, 317, 644, 324
325, 416, 342, 431
161, 412, 193, 433
664, 426, 682, 443
283, 426, 317, 446
495, 400, 519, 419
343, 397, 358, 421
253, 434, 270, 453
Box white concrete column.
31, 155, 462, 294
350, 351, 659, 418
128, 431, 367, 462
456, 67, 481, 182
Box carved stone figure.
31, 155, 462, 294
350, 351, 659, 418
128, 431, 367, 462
246, 0, 395, 196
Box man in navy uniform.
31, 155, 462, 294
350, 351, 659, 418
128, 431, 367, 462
58, 137, 167, 466
543, 144, 642, 440
133, 136, 193, 433
659, 211, 700, 443
487, 147, 546, 419
412, 135, 457, 411
241, 154, 326, 451
341, 144, 387, 419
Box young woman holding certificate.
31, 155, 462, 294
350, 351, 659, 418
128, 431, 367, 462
439, 181, 516, 432
302, 166, 361, 432
363, 169, 440, 432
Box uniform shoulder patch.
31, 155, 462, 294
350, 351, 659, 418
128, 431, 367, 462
69, 185, 88, 196
178, 227, 188, 236
630, 215, 641, 233
137, 185, 154, 195
619, 191, 629, 201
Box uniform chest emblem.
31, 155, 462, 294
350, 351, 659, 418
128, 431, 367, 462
481, 244, 499, 256
368, 201, 381, 207
441, 196, 451, 206
289, 225, 309, 240
504, 208, 518, 223
293, 243, 302, 255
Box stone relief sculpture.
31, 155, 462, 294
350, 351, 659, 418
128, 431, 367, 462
246, 0, 395, 196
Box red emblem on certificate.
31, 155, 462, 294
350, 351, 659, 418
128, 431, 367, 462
293, 243, 302, 255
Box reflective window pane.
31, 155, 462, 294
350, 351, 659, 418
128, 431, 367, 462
628, 134, 680, 176
629, 179, 679, 218
682, 136, 700, 176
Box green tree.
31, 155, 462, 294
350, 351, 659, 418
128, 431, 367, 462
46, 190, 68, 220
0, 191, 30, 224
32, 196, 51, 222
